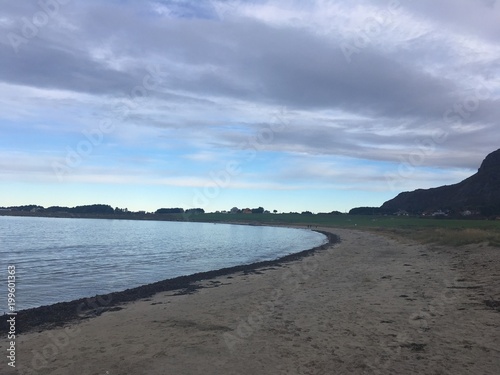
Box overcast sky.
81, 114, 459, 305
1, 0, 499, 213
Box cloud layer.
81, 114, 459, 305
1, 0, 499, 210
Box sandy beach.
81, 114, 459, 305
2, 228, 499, 375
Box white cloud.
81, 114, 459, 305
1, 0, 499, 209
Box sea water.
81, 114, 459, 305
0, 216, 326, 312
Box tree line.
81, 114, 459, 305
0, 205, 208, 215
1, 205, 345, 216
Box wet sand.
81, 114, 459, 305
1, 228, 499, 374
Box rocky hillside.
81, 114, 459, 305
381, 149, 500, 215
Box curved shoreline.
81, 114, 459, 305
1, 230, 339, 334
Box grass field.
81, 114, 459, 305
185, 213, 500, 247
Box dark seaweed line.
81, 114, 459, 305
1, 231, 339, 334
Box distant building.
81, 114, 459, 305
394, 210, 409, 216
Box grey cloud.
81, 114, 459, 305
401, 0, 500, 43
0, 40, 145, 95
0, 2, 458, 116
1, 0, 499, 173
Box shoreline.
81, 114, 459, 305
0, 230, 339, 335
1, 228, 498, 374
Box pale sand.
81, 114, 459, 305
2, 228, 499, 375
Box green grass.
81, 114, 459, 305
182, 213, 500, 247
371, 227, 500, 247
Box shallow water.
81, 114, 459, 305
0, 216, 326, 312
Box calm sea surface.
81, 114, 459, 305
0, 216, 326, 312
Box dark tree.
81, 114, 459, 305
349, 207, 393, 215
155, 208, 185, 214
71, 204, 114, 215
9, 205, 44, 212
45, 206, 70, 213
185, 208, 205, 214
251, 207, 264, 214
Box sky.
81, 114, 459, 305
0, 0, 499, 213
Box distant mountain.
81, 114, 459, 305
381, 149, 500, 216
